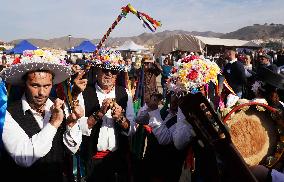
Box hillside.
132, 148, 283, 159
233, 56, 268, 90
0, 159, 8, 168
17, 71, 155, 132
7, 23, 284, 49
221, 23, 284, 40
9, 30, 224, 49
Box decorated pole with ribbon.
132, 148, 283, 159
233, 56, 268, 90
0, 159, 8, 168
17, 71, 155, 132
94, 4, 161, 55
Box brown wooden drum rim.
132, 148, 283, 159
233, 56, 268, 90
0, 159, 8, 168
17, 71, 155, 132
223, 102, 277, 123
222, 102, 284, 168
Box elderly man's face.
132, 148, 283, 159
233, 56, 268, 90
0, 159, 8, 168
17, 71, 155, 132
97, 68, 118, 88
25, 71, 53, 108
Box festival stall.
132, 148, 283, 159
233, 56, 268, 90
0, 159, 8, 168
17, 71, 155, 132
67, 40, 96, 53
154, 34, 205, 57
154, 34, 260, 57
6, 40, 37, 54
195, 36, 260, 56
116, 40, 148, 58
116, 40, 148, 52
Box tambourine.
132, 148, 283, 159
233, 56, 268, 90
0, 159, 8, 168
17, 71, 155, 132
223, 102, 284, 168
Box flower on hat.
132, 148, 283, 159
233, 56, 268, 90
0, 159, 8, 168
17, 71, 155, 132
168, 55, 220, 94
1, 49, 72, 85
92, 48, 126, 72
20, 49, 66, 65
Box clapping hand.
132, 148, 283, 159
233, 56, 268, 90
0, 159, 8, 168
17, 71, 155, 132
67, 102, 84, 127
111, 102, 124, 121
49, 98, 65, 128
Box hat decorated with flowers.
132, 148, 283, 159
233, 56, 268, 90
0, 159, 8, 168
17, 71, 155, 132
92, 48, 126, 72
168, 55, 220, 94
0, 49, 72, 85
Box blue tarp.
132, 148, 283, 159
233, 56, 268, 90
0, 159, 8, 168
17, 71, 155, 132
67, 40, 96, 53
6, 40, 37, 54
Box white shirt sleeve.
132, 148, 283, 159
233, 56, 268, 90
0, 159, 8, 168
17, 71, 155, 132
76, 93, 92, 136
271, 169, 284, 182
63, 123, 82, 154
148, 109, 172, 145
123, 89, 136, 136
2, 111, 57, 167
172, 107, 193, 150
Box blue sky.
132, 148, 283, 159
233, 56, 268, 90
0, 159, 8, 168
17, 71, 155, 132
1, 0, 284, 41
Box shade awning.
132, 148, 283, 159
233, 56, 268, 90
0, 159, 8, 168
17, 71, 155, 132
116, 41, 148, 51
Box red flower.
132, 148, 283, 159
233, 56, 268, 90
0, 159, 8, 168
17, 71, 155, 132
181, 55, 200, 63
187, 70, 199, 80
190, 55, 199, 60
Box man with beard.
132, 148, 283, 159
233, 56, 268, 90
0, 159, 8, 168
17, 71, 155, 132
77, 49, 135, 182
0, 52, 88, 182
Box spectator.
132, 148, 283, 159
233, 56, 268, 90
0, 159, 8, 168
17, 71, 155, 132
223, 49, 246, 98
258, 54, 278, 73
1, 53, 7, 65
137, 55, 162, 104
161, 58, 172, 99
244, 55, 253, 77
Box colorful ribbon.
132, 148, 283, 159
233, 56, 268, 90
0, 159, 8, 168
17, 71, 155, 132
95, 3, 161, 54
0, 79, 7, 149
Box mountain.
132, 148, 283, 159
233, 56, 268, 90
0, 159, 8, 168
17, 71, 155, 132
10, 37, 88, 50
8, 30, 224, 49
221, 23, 284, 40
7, 23, 284, 49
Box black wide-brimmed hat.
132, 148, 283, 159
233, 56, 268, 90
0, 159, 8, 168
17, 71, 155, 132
255, 67, 284, 90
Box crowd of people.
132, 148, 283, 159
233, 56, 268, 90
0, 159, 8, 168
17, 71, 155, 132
0, 47, 284, 182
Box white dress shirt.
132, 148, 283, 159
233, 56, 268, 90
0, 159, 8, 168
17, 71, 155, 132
77, 84, 135, 152
2, 95, 90, 167
140, 105, 192, 149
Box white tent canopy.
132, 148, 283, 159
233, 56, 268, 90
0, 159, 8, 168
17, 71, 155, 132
195, 36, 260, 47
116, 41, 148, 51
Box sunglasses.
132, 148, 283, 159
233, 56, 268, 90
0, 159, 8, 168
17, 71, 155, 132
102, 69, 119, 75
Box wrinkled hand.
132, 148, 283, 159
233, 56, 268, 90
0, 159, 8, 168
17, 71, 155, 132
111, 102, 123, 121
50, 99, 65, 128
100, 98, 113, 115
72, 71, 88, 98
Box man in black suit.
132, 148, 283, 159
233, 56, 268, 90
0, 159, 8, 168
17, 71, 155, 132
223, 49, 246, 98
258, 54, 278, 73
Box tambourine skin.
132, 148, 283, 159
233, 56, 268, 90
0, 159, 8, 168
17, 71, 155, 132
223, 102, 284, 169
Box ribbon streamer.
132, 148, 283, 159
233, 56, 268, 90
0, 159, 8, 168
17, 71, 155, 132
94, 3, 161, 55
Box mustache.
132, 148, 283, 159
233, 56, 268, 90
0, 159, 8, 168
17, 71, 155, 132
34, 96, 48, 99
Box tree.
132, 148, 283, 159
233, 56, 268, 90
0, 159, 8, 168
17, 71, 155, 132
261, 41, 282, 50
